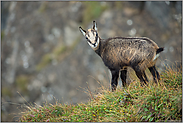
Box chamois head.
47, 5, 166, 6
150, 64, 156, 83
79, 21, 100, 50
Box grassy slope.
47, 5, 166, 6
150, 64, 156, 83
19, 66, 182, 122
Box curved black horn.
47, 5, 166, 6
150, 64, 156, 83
79, 26, 86, 36
93, 21, 97, 31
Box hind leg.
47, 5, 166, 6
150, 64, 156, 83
110, 70, 119, 92
148, 65, 160, 83
142, 71, 149, 84
134, 69, 149, 86
120, 68, 127, 87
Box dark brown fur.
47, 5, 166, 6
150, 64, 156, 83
96, 37, 159, 71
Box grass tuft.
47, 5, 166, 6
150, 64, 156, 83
19, 65, 182, 122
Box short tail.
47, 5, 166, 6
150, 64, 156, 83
156, 47, 164, 54
153, 47, 164, 61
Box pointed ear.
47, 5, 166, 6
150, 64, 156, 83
79, 27, 86, 36
93, 21, 97, 31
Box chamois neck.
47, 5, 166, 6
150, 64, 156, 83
94, 37, 102, 56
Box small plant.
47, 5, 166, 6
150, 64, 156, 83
161, 65, 182, 89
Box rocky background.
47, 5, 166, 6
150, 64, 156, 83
1, 1, 182, 121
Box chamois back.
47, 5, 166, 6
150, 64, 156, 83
99, 37, 159, 71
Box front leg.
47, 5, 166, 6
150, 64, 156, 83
111, 70, 119, 91
134, 70, 149, 87
120, 67, 127, 87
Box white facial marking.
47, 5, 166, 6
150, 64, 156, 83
87, 41, 95, 48
87, 36, 99, 49
87, 30, 96, 44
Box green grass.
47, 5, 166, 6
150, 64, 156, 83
19, 66, 182, 122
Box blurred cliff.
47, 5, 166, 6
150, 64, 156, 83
1, 1, 182, 121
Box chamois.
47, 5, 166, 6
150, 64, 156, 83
79, 21, 164, 91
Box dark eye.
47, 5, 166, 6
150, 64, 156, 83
86, 37, 88, 40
